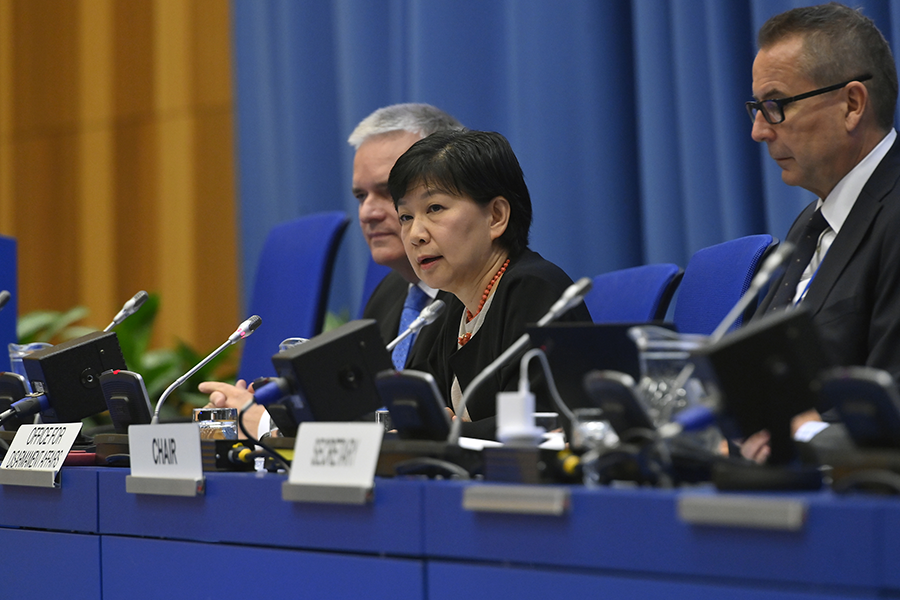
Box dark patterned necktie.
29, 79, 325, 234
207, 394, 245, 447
769, 209, 829, 309
392, 285, 429, 370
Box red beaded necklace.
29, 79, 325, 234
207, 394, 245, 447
458, 257, 510, 347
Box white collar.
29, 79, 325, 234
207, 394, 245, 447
414, 281, 438, 299
819, 128, 897, 232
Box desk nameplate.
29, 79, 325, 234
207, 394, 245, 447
463, 484, 570, 516
678, 494, 807, 531
284, 422, 382, 505
127, 423, 205, 496
0, 423, 82, 489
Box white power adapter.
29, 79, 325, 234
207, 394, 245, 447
496, 390, 545, 446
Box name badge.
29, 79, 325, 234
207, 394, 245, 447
0, 423, 83, 488
284, 422, 383, 504
126, 423, 204, 496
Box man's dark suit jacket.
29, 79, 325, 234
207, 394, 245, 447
757, 137, 900, 385
362, 270, 446, 368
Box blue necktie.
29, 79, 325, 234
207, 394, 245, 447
392, 285, 430, 370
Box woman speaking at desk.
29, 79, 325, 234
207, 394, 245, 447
389, 130, 590, 439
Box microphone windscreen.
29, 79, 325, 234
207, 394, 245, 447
131, 290, 149, 310
570, 276, 593, 298
421, 299, 445, 323
245, 315, 263, 333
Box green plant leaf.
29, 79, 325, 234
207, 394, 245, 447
59, 325, 97, 341
324, 309, 350, 332
17, 311, 61, 342
17, 306, 93, 344
40, 306, 90, 341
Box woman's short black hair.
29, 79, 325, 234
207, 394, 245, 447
389, 129, 532, 258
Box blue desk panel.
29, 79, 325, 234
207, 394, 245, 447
879, 503, 900, 591
423, 481, 883, 591
98, 470, 424, 555
0, 528, 101, 599
427, 561, 877, 600
0, 466, 99, 533
101, 535, 425, 600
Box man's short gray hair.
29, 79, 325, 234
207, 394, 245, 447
347, 103, 464, 148
758, 3, 898, 132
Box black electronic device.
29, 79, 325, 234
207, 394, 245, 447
0, 372, 29, 430
819, 366, 900, 449
698, 308, 828, 465
527, 322, 675, 410
376, 369, 450, 441
267, 319, 392, 437
23, 331, 127, 423
582, 369, 655, 437
100, 369, 152, 434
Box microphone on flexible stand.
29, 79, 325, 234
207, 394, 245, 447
666, 242, 796, 396
104, 290, 150, 332
386, 299, 446, 352
709, 242, 795, 343
537, 277, 593, 326
0, 290, 11, 312
447, 277, 592, 444
150, 315, 262, 424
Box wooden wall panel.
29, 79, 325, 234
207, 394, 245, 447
78, 0, 116, 323
0, 0, 239, 353
0, 0, 13, 230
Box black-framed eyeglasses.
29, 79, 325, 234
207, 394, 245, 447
746, 74, 872, 124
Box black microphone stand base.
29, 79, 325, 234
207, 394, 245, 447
377, 438, 482, 479
711, 461, 823, 491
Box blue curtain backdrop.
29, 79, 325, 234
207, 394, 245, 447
231, 0, 900, 318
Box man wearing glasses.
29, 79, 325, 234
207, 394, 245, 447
742, 3, 900, 458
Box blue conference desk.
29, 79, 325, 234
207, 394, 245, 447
1, 467, 899, 599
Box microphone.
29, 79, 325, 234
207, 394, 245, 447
709, 242, 795, 343
537, 277, 592, 326
448, 277, 593, 444
150, 315, 262, 424
104, 290, 150, 332
663, 241, 796, 416
386, 299, 446, 351
228, 315, 263, 342
0, 290, 11, 311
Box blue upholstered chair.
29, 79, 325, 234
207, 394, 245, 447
237, 212, 349, 381
0, 236, 16, 358
672, 234, 775, 335
584, 263, 683, 323
356, 256, 392, 319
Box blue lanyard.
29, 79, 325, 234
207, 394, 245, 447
794, 258, 824, 307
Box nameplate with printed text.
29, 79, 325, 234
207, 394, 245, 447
126, 423, 204, 496
0, 423, 83, 488
285, 422, 383, 503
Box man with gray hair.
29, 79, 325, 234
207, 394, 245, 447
201, 103, 463, 435
350, 104, 464, 368
742, 3, 900, 459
